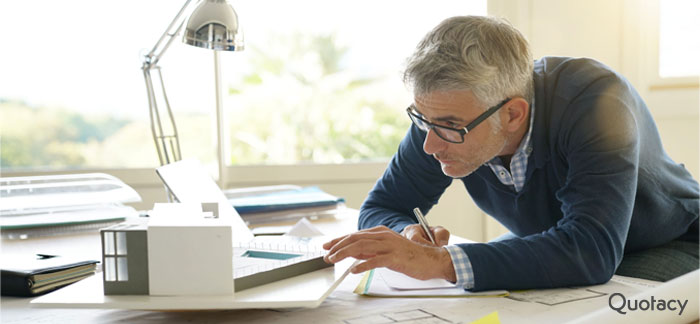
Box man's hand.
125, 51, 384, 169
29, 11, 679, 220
323, 226, 456, 282
401, 224, 450, 246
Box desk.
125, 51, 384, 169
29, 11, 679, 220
1, 210, 697, 323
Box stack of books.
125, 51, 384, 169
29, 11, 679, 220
1, 254, 99, 297
227, 186, 345, 225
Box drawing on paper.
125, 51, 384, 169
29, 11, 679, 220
343, 309, 453, 324
507, 287, 606, 306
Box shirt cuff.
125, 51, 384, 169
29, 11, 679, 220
443, 245, 475, 289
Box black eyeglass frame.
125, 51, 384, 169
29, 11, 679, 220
406, 98, 511, 144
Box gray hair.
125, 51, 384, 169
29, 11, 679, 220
403, 16, 534, 127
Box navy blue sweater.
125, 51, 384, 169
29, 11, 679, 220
359, 57, 699, 291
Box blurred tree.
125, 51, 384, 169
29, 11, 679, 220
0, 101, 129, 169
226, 32, 410, 165
1, 32, 411, 169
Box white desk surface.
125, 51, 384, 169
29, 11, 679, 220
1, 210, 694, 324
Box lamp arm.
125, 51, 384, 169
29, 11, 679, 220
142, 0, 197, 166
155, 67, 182, 162
143, 0, 196, 67
143, 67, 182, 166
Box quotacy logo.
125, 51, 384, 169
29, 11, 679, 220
608, 293, 688, 316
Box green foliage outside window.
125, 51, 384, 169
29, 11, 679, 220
225, 33, 411, 165
0, 100, 129, 168
1, 33, 411, 169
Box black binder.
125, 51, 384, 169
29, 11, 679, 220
1, 254, 98, 297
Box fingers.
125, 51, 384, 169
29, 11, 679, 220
402, 224, 432, 244
349, 255, 415, 275
323, 228, 395, 264
411, 235, 433, 245
322, 223, 454, 281
323, 225, 390, 250
350, 255, 391, 274
323, 234, 348, 250
326, 239, 385, 264
432, 226, 450, 246
349, 245, 451, 281
401, 224, 422, 239
404, 224, 447, 246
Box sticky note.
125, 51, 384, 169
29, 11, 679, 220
470, 311, 500, 324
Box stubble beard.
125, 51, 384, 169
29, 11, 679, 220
438, 131, 508, 179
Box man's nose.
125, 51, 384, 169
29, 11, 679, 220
423, 128, 447, 155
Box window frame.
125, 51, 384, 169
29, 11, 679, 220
1, 1, 491, 178
645, 0, 700, 91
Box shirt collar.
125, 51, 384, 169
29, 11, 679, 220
519, 98, 536, 156
487, 98, 536, 165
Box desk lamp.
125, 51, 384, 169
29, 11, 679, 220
142, 0, 243, 188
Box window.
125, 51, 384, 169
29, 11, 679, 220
0, 1, 486, 170
0, 1, 218, 171
223, 1, 486, 165
103, 231, 129, 281
658, 0, 700, 78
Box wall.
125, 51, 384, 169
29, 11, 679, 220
491, 0, 698, 177
483, 0, 700, 239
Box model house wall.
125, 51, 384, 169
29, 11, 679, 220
101, 202, 234, 296
101, 222, 149, 295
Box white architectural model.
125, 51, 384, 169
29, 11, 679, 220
101, 201, 330, 296
101, 202, 234, 296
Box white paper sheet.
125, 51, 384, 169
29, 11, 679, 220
361, 268, 508, 297
285, 217, 325, 237
377, 267, 456, 290
565, 270, 699, 324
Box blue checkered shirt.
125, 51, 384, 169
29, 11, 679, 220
486, 102, 536, 192
446, 102, 535, 289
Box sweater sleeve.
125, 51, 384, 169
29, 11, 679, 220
463, 77, 641, 291
358, 125, 453, 232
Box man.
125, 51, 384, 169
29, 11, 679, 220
323, 16, 699, 291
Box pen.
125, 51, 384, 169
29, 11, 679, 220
412, 207, 436, 245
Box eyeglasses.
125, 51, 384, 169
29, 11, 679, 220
406, 98, 511, 144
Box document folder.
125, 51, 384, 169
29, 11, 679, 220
1, 254, 98, 297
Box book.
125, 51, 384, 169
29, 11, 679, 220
237, 204, 345, 225
226, 185, 345, 225
229, 186, 345, 214
1, 254, 99, 297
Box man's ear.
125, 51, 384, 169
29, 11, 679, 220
503, 97, 529, 132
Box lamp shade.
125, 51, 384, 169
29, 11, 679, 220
183, 0, 244, 51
